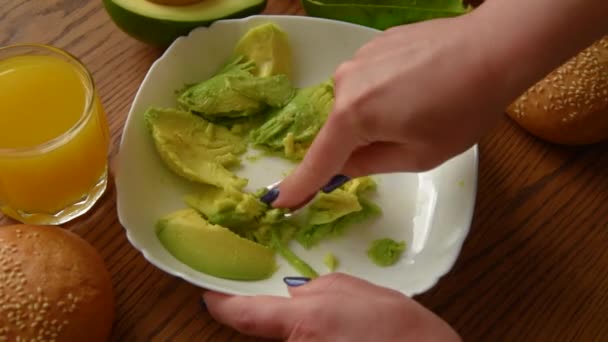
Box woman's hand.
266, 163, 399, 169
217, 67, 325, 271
273, 0, 608, 209
273, 14, 503, 208
203, 273, 461, 342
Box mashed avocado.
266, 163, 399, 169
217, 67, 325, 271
296, 177, 382, 249
324, 252, 339, 272
307, 189, 361, 225
297, 198, 382, 249
367, 238, 406, 267
184, 185, 267, 232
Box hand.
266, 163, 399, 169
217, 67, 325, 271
273, 14, 504, 208
203, 273, 461, 341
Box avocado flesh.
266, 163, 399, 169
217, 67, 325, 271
156, 208, 276, 280
103, 0, 267, 46
233, 22, 293, 78
308, 189, 362, 226
250, 79, 334, 160
184, 185, 268, 233
144, 107, 248, 189
367, 238, 406, 267
182, 185, 319, 278
177, 56, 295, 119
182, 181, 323, 278
296, 177, 382, 249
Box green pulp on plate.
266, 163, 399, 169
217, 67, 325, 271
324, 252, 339, 272
296, 177, 382, 249
367, 238, 406, 267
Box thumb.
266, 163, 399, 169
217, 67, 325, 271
273, 113, 359, 208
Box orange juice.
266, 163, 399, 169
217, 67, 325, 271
0, 45, 110, 224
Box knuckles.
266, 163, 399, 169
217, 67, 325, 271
231, 306, 260, 335
335, 60, 357, 82
288, 305, 335, 342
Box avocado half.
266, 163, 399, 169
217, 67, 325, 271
103, 0, 268, 47
301, 0, 471, 31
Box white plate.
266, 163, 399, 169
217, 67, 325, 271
116, 15, 478, 298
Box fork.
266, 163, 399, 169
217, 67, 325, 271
259, 174, 351, 216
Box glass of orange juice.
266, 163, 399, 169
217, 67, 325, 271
0, 44, 110, 225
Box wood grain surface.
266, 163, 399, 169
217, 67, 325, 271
1, 1, 607, 341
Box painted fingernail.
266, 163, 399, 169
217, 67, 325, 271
260, 187, 280, 205
199, 297, 207, 311
283, 277, 311, 287
321, 175, 351, 193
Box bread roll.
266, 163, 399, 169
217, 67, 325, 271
507, 36, 608, 145
0, 225, 114, 342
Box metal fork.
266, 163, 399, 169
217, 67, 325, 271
259, 175, 351, 216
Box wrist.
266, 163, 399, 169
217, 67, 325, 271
467, 0, 608, 106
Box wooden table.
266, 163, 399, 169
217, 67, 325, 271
2, 0, 607, 340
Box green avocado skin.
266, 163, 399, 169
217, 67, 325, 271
103, 0, 268, 47
301, 0, 471, 31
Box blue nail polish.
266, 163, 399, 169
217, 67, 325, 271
321, 175, 351, 193
283, 277, 311, 287
199, 297, 207, 311
260, 187, 280, 205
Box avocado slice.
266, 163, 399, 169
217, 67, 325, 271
250, 79, 334, 160
233, 22, 293, 78
103, 0, 267, 47
177, 56, 295, 120
156, 208, 276, 280
144, 107, 248, 189
184, 185, 268, 232
301, 0, 471, 31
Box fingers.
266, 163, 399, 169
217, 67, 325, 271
273, 137, 443, 209
273, 113, 360, 209
341, 142, 443, 177
202, 291, 298, 339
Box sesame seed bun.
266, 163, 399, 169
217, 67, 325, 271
507, 36, 608, 145
0, 225, 114, 342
